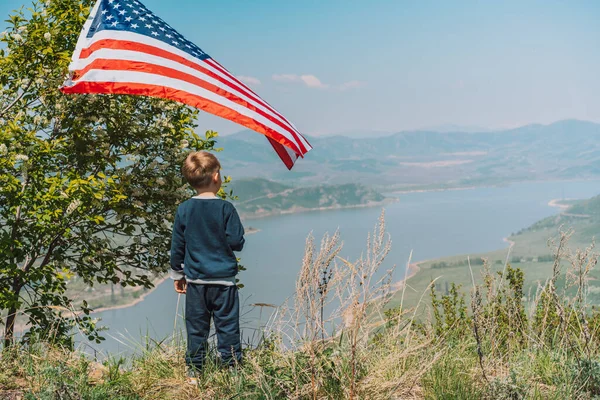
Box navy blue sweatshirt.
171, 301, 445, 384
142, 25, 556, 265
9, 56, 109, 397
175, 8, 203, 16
170, 196, 245, 281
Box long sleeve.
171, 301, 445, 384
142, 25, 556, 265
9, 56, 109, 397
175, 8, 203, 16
225, 207, 245, 252
169, 206, 186, 280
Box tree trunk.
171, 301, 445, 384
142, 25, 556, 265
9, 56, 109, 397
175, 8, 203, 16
3, 278, 23, 348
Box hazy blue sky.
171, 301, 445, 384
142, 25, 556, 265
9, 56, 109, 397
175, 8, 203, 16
2, 0, 599, 135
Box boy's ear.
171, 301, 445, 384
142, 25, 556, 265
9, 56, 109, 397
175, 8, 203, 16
212, 171, 219, 183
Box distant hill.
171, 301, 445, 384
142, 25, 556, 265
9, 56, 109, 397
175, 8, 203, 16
318, 129, 393, 139
216, 120, 600, 189
517, 192, 600, 240
228, 178, 388, 218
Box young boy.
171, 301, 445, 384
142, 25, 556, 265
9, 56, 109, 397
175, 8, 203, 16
170, 151, 245, 375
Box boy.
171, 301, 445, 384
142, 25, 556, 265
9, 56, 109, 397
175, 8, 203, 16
170, 151, 245, 376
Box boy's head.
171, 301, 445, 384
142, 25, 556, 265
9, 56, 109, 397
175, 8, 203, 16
182, 151, 222, 193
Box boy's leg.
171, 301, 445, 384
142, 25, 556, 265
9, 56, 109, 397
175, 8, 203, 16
185, 283, 211, 370
210, 285, 242, 366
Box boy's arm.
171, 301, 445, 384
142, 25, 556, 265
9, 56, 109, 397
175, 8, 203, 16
169, 207, 186, 280
225, 206, 245, 252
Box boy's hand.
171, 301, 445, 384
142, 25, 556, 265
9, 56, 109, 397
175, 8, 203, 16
174, 279, 187, 294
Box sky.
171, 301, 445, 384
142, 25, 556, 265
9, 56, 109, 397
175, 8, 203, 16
1, 0, 599, 136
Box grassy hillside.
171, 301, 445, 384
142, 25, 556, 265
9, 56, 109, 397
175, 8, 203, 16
567, 194, 600, 217
3, 213, 600, 399
230, 178, 388, 217
391, 193, 600, 311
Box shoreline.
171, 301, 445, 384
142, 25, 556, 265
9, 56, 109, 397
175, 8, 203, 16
548, 198, 574, 210
239, 197, 398, 220
68, 231, 265, 316
386, 185, 481, 195
385, 177, 600, 196
67, 185, 596, 315
9, 275, 170, 334
90, 275, 169, 315
392, 261, 421, 291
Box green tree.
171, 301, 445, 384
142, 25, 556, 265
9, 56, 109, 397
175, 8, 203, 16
0, 0, 223, 346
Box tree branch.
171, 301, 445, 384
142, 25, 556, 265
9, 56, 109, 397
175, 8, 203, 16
0, 80, 34, 119
10, 173, 30, 270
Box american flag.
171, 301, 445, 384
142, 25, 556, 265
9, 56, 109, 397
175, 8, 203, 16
60, 0, 312, 169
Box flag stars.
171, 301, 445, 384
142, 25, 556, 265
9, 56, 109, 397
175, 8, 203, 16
93, 1, 209, 61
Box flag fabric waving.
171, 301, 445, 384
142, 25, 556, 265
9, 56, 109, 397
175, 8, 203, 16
60, 0, 312, 169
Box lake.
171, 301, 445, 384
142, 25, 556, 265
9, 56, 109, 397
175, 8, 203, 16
85, 179, 600, 356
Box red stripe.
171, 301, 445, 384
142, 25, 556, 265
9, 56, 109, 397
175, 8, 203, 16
79, 39, 308, 153
72, 58, 304, 155
60, 81, 300, 167
267, 137, 295, 170
205, 59, 261, 98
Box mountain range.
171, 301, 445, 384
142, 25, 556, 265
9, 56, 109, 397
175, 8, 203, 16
215, 119, 600, 190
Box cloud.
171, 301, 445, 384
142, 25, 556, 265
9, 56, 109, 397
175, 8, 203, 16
272, 74, 365, 91
237, 75, 261, 86
339, 80, 366, 90
272, 74, 301, 83
272, 74, 329, 89
300, 75, 329, 89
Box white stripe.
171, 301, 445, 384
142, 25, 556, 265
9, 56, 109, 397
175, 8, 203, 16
75, 48, 302, 140
73, 69, 305, 154
70, 31, 295, 129
282, 142, 299, 160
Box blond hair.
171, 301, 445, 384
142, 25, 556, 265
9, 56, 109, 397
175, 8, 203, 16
182, 151, 221, 189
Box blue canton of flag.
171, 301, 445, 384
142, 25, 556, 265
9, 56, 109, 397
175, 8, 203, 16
88, 0, 210, 61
